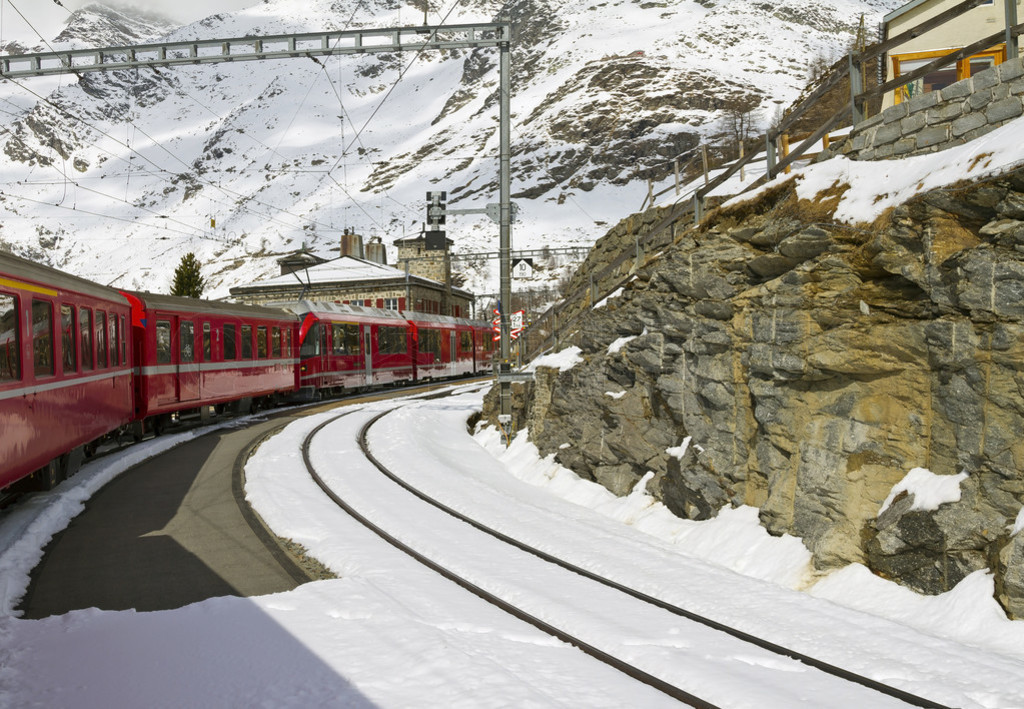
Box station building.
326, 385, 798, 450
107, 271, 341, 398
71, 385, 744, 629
229, 230, 474, 318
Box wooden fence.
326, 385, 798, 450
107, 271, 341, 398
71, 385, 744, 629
520, 0, 1024, 363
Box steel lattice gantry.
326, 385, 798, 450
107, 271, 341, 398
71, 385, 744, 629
0, 24, 507, 77
1, 19, 518, 421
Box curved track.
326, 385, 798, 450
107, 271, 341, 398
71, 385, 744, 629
302, 402, 953, 709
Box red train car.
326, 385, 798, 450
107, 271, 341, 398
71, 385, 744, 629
290, 301, 494, 400
1, 252, 134, 491
123, 292, 299, 430
407, 313, 487, 380
289, 301, 415, 399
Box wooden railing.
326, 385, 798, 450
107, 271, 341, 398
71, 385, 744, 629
521, 0, 1024, 363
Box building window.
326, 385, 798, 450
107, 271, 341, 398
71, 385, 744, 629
0, 293, 20, 381
893, 48, 1005, 102
383, 298, 399, 311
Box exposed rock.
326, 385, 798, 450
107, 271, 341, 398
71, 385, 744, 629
486, 165, 1024, 618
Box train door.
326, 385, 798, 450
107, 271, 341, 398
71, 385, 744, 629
177, 318, 200, 402
363, 328, 373, 386
449, 330, 457, 377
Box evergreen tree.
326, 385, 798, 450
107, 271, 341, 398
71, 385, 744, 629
171, 252, 206, 298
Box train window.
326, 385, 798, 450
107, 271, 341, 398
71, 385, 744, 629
420, 329, 441, 361
256, 326, 268, 359
378, 326, 407, 355
180, 321, 194, 363
331, 323, 359, 356
109, 316, 118, 366
120, 315, 127, 365
460, 331, 472, 352
96, 311, 108, 369
0, 293, 19, 381
61, 305, 77, 373
283, 328, 291, 356
241, 325, 253, 359
80, 308, 93, 370
299, 322, 321, 357
203, 323, 211, 361
271, 327, 281, 358
224, 324, 237, 360
32, 299, 54, 377
156, 320, 172, 365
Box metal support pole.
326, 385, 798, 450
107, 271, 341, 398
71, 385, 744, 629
849, 51, 864, 125
1008, 0, 1020, 60
766, 133, 777, 179
498, 16, 513, 424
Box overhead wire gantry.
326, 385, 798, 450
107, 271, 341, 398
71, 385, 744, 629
1, 17, 518, 422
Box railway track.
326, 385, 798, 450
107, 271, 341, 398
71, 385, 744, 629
300, 400, 953, 709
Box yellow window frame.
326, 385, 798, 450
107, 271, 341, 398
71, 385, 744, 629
892, 46, 1006, 103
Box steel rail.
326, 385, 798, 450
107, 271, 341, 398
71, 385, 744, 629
302, 408, 720, 708
349, 408, 953, 709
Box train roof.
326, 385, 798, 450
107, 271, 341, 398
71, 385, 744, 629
280, 300, 410, 322
125, 291, 299, 321
402, 311, 474, 328
0, 250, 128, 304
281, 300, 488, 328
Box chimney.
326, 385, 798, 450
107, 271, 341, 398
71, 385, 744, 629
365, 236, 387, 265
340, 227, 364, 259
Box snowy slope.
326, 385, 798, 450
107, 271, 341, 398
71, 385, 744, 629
1, 390, 1021, 707
0, 0, 898, 296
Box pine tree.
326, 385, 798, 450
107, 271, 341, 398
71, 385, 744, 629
171, 253, 206, 298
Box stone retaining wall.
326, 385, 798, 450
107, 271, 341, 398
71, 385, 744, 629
833, 56, 1024, 161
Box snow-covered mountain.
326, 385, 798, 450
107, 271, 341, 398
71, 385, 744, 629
0, 0, 898, 297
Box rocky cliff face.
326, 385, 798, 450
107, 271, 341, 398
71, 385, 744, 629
489, 166, 1024, 618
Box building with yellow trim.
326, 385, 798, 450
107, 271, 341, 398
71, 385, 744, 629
882, 0, 1020, 109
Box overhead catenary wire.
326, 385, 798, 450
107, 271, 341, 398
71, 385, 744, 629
1, 0, 507, 246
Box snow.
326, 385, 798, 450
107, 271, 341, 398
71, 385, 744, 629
593, 287, 623, 309
1014, 507, 1024, 536
878, 467, 970, 516
0, 0, 901, 301
666, 437, 692, 461
524, 345, 582, 373
723, 116, 1024, 226
0, 388, 1022, 707
606, 333, 637, 354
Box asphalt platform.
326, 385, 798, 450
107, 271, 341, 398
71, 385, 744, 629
18, 416, 310, 618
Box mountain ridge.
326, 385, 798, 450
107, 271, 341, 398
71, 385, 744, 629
0, 0, 899, 297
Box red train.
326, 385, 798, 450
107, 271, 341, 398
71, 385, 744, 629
0, 252, 494, 493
